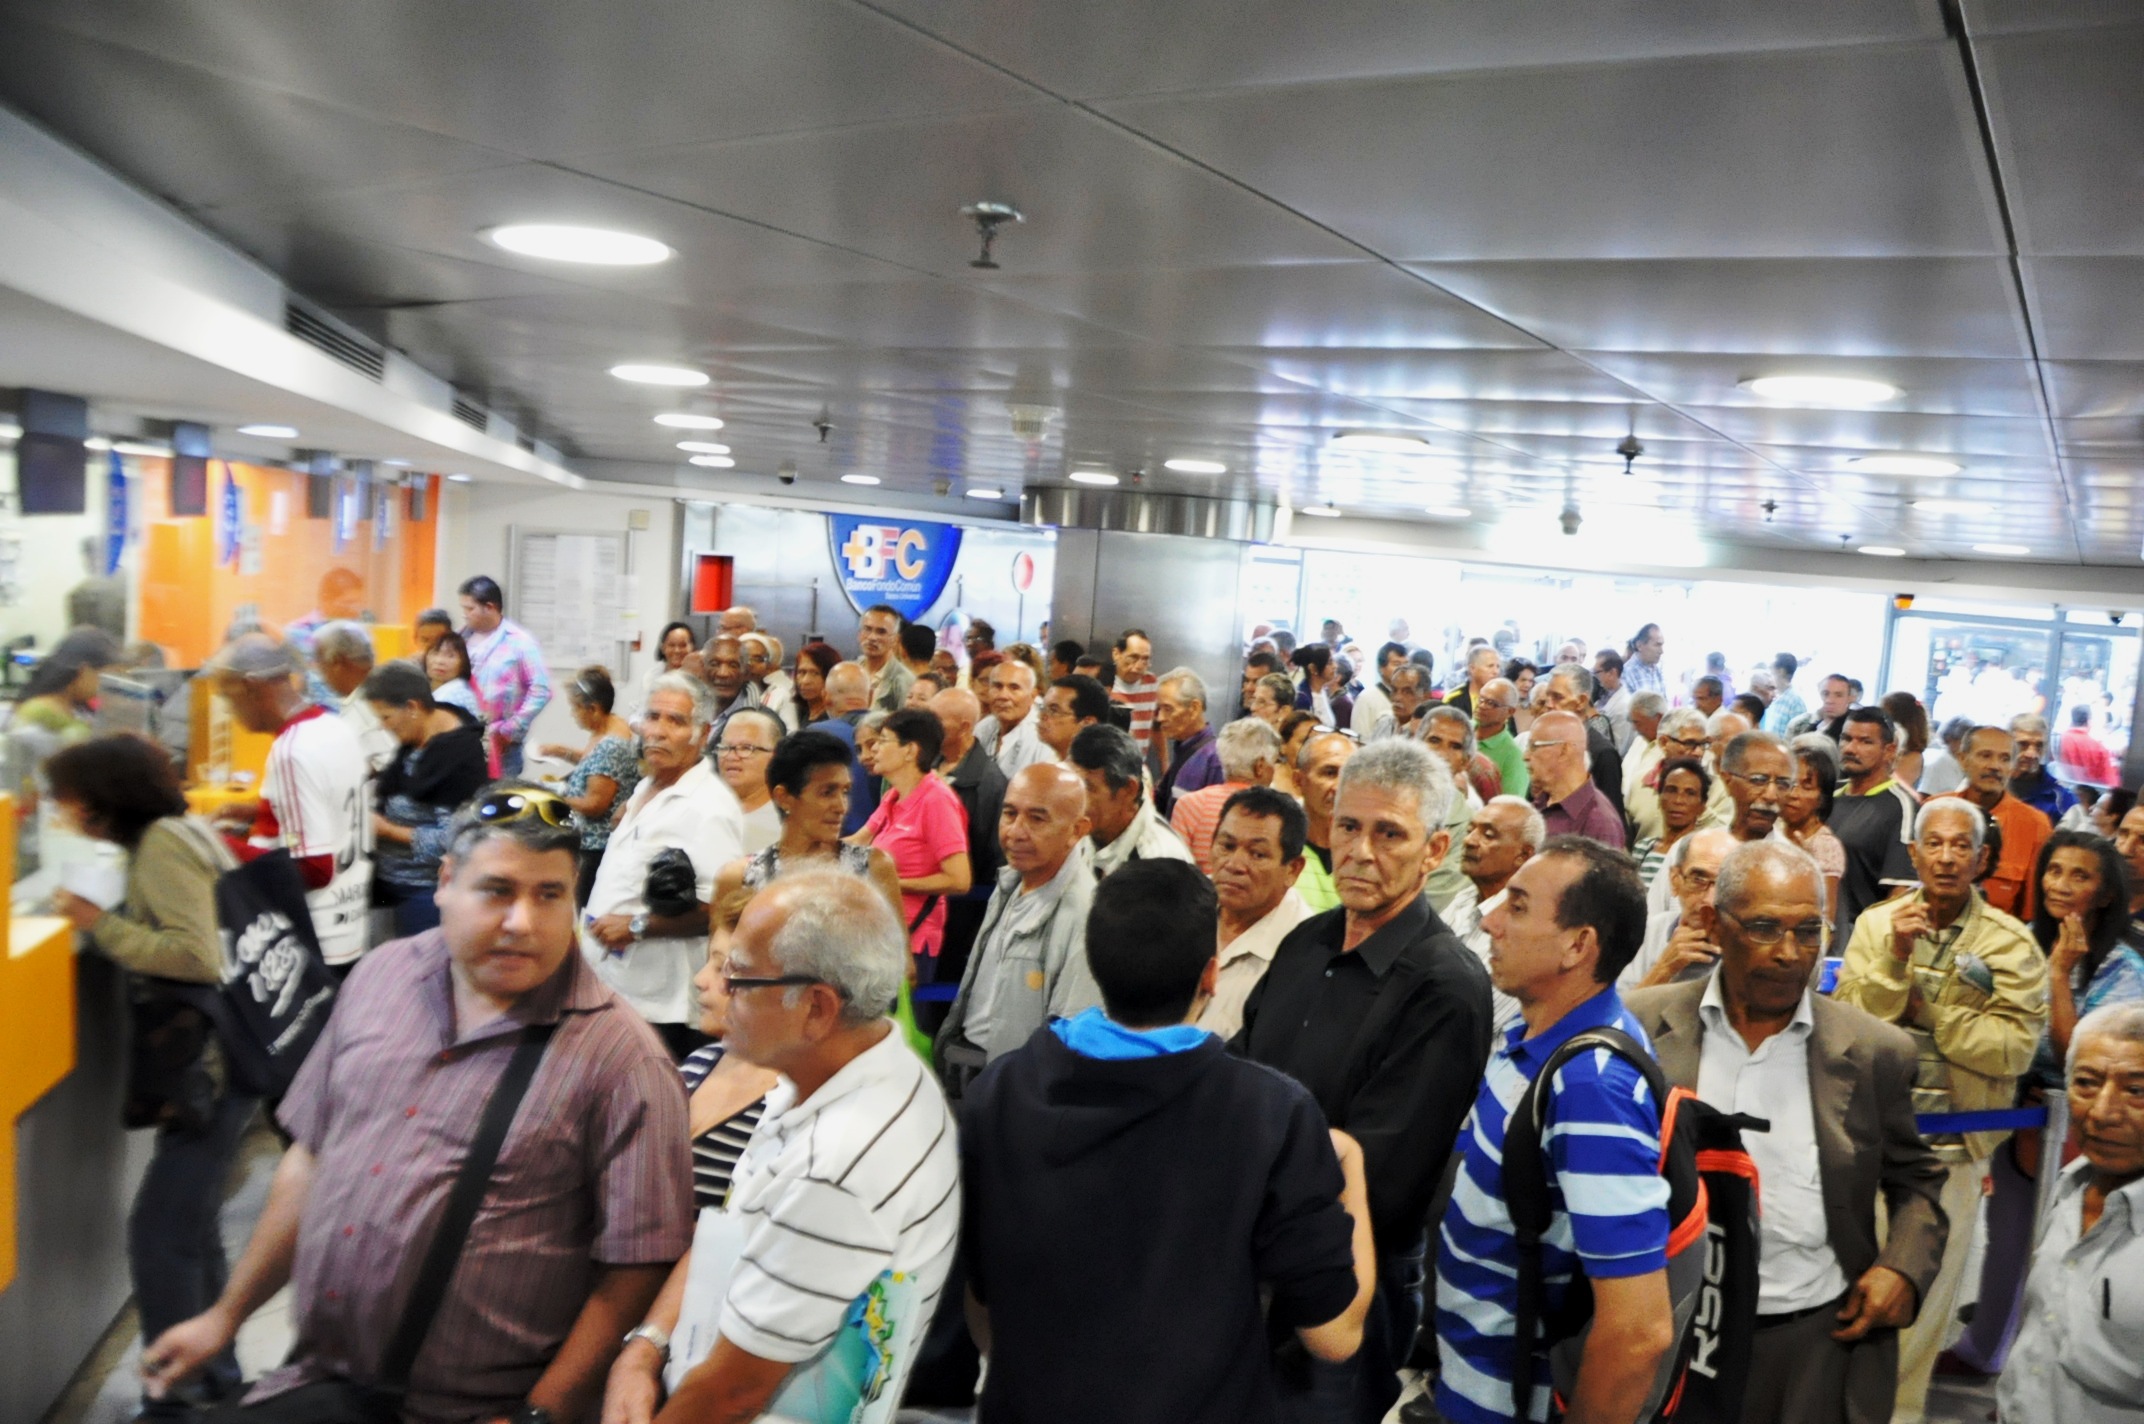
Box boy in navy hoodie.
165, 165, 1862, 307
958, 859, 1376, 1424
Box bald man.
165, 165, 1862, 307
932, 686, 1008, 991
935, 764, 1100, 1095
1473, 676, 1530, 800
1527, 710, 1626, 848
814, 661, 879, 833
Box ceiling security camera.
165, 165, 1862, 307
776, 460, 798, 486
1559, 506, 1583, 536
2111, 610, 2127, 626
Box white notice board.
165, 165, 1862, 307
509, 528, 630, 670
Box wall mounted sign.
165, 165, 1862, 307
828, 514, 963, 620
103, 449, 127, 575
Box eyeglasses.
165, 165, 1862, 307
1728, 772, 1793, 792
473, 789, 572, 829
1660, 736, 1707, 752
714, 742, 774, 756
722, 971, 838, 996
1718, 908, 1828, 948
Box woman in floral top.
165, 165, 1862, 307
534, 664, 641, 903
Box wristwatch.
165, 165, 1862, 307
621, 1321, 671, 1363
506, 1405, 556, 1424
628, 912, 651, 940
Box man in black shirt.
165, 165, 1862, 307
1826, 704, 1918, 946
929, 686, 1006, 995
961, 861, 1373, 1424
1239, 737, 1494, 1422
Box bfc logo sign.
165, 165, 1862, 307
829, 515, 963, 620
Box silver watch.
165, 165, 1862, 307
628, 912, 650, 940
622, 1322, 670, 1362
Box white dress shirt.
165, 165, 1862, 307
977, 712, 1052, 778
1197, 888, 1310, 1041
1999, 1161, 2144, 1424
582, 759, 744, 1024
1439, 882, 1522, 1034
1694, 975, 1850, 1314
1350, 682, 1391, 739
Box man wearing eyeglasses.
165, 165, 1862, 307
1626, 840, 1949, 1424
1722, 730, 1796, 845
1834, 797, 2046, 1424
1628, 707, 1732, 845
1472, 676, 1529, 801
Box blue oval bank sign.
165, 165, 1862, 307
829, 514, 964, 621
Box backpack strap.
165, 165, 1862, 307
375, 1023, 556, 1394
1502, 1026, 1667, 1423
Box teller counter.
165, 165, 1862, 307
1, 800, 154, 1420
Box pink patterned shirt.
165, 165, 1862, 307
464, 617, 553, 748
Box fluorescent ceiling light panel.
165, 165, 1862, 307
237, 423, 298, 438
654, 413, 724, 430
487, 224, 672, 265
1742, 374, 1900, 405
1858, 545, 1906, 557
610, 363, 708, 387
689, 455, 736, 468
1848, 454, 1960, 477
1973, 542, 2030, 556
840, 474, 880, 486
1163, 458, 1228, 475
1331, 431, 1434, 454
676, 441, 730, 455
1069, 470, 1119, 486
965, 488, 1006, 500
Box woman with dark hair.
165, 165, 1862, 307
364, 662, 490, 935
43, 733, 253, 1418
1274, 709, 1320, 799
411, 607, 454, 657
1782, 735, 1846, 916
1502, 658, 1539, 736
1953, 828, 2140, 1374
851, 708, 972, 964
532, 665, 640, 903
1882, 690, 1932, 788
1633, 757, 1709, 898
1729, 692, 1767, 727
422, 628, 484, 723
712, 731, 902, 913
11, 626, 122, 743
791, 640, 840, 725
640, 620, 698, 710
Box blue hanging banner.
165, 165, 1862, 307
332, 478, 359, 554
827, 514, 964, 621
216, 461, 242, 567
103, 448, 127, 575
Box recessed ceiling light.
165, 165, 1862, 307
1069, 470, 1120, 486
1332, 431, 1434, 454
688, 454, 735, 468
610, 363, 709, 387
1858, 545, 1907, 557
965, 487, 1006, 500
1974, 542, 2030, 556
487, 224, 673, 266
1848, 454, 1960, 477
237, 423, 298, 439
676, 441, 731, 455
840, 474, 881, 486
1741, 374, 1901, 405
1299, 503, 1343, 518
446, 473, 474, 483
381, 458, 414, 468
1423, 504, 1472, 519
654, 412, 725, 430
1163, 458, 1228, 475
1912, 498, 1993, 516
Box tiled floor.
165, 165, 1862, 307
43, 1121, 1997, 1424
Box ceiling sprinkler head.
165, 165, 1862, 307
961, 201, 1024, 270
1615, 433, 1645, 475
1761, 499, 1778, 523
814, 415, 833, 443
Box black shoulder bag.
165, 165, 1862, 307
322, 1024, 558, 1421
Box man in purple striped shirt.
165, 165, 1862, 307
145, 793, 693, 1424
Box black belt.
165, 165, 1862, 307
1755, 1291, 1850, 1328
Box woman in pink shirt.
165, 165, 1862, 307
852, 707, 972, 965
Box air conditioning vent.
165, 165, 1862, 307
283, 301, 385, 381
516, 432, 537, 453
451, 395, 488, 430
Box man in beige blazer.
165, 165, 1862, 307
1627, 839, 1948, 1424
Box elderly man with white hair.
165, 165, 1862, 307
583, 671, 746, 1058
1835, 796, 2048, 1424
1440, 794, 1541, 1034
1153, 666, 1223, 816
1169, 715, 1280, 873
1622, 825, 1737, 990
311, 619, 396, 774
607, 870, 959, 1424
1999, 1001, 2144, 1423
716, 604, 758, 638
1238, 737, 1494, 1421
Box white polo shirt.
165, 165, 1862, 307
582, 759, 743, 1024
1197, 887, 1310, 1041
718, 1027, 960, 1366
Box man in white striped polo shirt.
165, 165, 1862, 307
612, 870, 958, 1423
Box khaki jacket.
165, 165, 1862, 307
1834, 890, 2047, 1160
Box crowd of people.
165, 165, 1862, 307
25, 589, 2144, 1424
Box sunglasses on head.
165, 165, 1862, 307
473, 789, 573, 829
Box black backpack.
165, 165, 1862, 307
1501, 1026, 1764, 1423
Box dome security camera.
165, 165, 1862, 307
1559, 506, 1583, 537
776, 460, 798, 486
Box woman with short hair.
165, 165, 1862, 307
850, 708, 971, 965
364, 661, 490, 935
533, 665, 640, 903
422, 629, 485, 724
791, 640, 840, 726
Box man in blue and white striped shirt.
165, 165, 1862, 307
1433, 836, 1678, 1424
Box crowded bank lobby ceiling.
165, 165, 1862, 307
0, 1, 2139, 568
